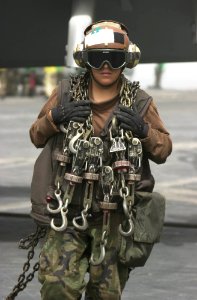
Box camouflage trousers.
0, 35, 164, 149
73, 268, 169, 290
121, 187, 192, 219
38, 213, 130, 300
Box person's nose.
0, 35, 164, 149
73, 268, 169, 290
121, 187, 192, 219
102, 62, 111, 69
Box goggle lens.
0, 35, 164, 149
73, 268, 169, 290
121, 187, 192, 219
87, 50, 126, 69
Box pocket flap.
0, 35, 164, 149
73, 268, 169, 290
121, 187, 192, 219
133, 191, 166, 243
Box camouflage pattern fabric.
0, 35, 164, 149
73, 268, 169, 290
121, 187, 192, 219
38, 192, 165, 299
38, 213, 129, 300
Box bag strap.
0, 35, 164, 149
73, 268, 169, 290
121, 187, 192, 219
57, 79, 71, 105
135, 89, 153, 117
139, 97, 152, 117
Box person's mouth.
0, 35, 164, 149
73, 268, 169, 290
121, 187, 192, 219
100, 71, 111, 75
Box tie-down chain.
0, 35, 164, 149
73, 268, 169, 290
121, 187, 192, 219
73, 137, 104, 230
47, 121, 87, 230
109, 125, 142, 237
90, 165, 114, 265
47, 114, 143, 265
47, 122, 104, 233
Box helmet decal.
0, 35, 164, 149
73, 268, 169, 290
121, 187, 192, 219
85, 28, 117, 47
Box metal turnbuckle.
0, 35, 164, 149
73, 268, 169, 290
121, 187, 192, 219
71, 139, 90, 175
128, 137, 142, 171
109, 129, 126, 153
101, 166, 114, 195
87, 137, 103, 172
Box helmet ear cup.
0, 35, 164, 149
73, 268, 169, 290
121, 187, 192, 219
125, 44, 141, 69
73, 43, 86, 68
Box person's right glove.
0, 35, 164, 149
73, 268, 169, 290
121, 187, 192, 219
114, 103, 148, 138
51, 100, 91, 125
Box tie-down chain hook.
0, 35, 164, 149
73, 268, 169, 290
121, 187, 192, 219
47, 188, 63, 214
119, 191, 134, 237
72, 204, 89, 231
90, 230, 107, 266
50, 199, 69, 232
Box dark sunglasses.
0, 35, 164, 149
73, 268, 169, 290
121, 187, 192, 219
83, 50, 126, 69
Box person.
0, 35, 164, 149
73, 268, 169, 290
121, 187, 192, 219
28, 71, 36, 96
29, 20, 172, 300
154, 63, 165, 89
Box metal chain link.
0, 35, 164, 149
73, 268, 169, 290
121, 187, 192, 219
70, 72, 140, 107
6, 226, 47, 300
120, 75, 140, 107
70, 72, 140, 131
70, 73, 89, 101
70, 73, 93, 131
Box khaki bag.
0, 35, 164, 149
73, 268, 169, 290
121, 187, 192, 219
30, 136, 56, 226
118, 191, 165, 268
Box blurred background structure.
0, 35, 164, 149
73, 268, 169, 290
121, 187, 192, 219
0, 0, 197, 68
0, 0, 197, 299
0, 0, 196, 97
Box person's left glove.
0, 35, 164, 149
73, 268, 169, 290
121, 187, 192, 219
114, 103, 148, 138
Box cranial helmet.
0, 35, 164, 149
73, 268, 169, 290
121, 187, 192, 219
73, 20, 141, 69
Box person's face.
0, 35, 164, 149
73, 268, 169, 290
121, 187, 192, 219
91, 63, 122, 87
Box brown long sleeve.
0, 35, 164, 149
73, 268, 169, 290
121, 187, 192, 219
29, 88, 59, 148
142, 100, 172, 164
29, 88, 172, 165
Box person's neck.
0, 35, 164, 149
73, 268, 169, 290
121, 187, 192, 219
89, 78, 120, 103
